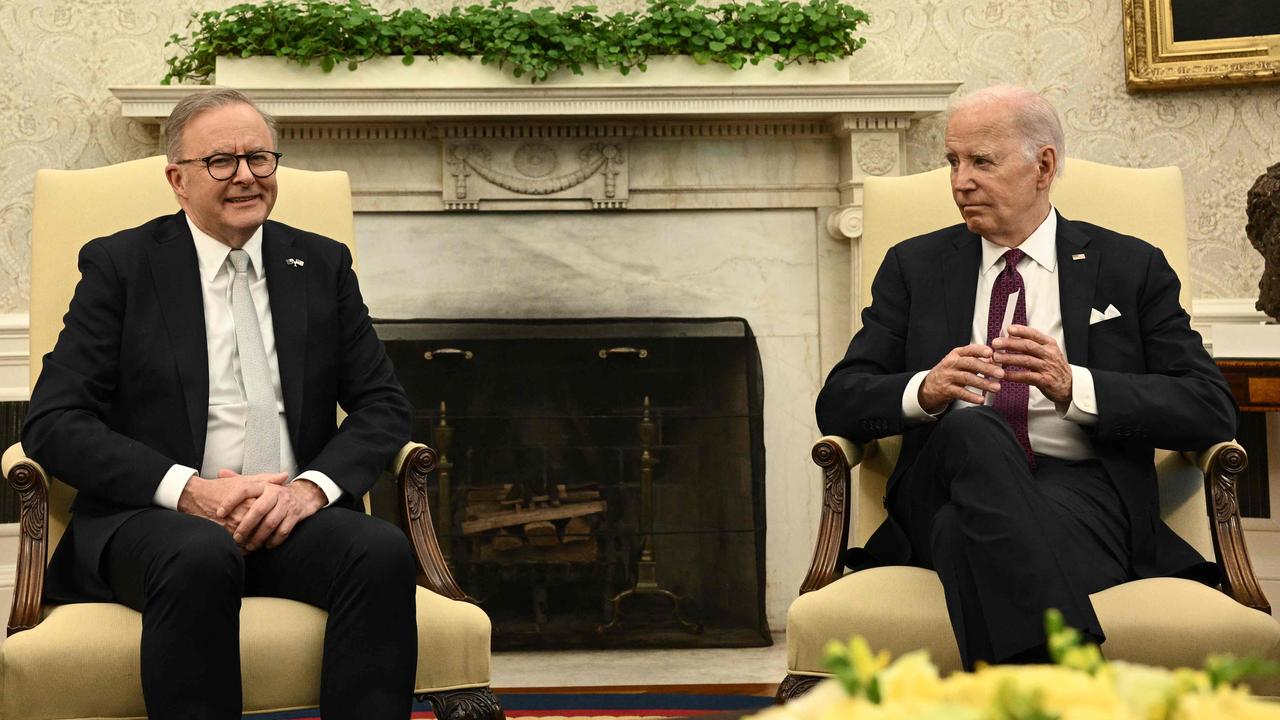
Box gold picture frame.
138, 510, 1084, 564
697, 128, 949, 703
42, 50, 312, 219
1124, 0, 1280, 92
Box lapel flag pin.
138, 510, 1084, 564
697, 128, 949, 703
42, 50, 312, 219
286, 258, 305, 268
1071, 253, 1086, 260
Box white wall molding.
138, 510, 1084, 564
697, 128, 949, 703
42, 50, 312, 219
1192, 298, 1267, 325
1191, 298, 1269, 354
0, 314, 29, 402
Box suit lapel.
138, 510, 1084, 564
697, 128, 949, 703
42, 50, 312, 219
147, 213, 209, 464
943, 229, 982, 351
1056, 213, 1098, 365
263, 223, 308, 444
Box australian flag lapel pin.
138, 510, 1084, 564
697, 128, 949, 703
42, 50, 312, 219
286, 258, 305, 268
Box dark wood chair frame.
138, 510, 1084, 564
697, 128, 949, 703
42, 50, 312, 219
774, 436, 1268, 704
4, 441, 505, 720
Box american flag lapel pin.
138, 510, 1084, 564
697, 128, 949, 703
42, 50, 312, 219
1071, 253, 1086, 260
286, 258, 305, 268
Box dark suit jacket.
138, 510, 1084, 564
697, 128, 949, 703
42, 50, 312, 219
22, 211, 413, 601
815, 213, 1237, 583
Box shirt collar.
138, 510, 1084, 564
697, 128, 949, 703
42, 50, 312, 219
187, 216, 265, 284
980, 207, 1058, 275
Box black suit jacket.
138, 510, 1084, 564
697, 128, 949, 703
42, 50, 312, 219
815, 213, 1237, 582
23, 211, 412, 601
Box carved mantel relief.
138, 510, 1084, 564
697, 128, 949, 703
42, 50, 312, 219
444, 139, 628, 210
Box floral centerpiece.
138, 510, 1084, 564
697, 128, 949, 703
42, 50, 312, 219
753, 611, 1280, 720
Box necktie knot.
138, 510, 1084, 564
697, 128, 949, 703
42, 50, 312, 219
229, 249, 251, 275
1001, 248, 1025, 274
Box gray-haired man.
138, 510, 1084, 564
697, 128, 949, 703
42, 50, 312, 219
24, 88, 417, 719
817, 85, 1236, 669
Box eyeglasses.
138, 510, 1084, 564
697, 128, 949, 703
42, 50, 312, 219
175, 151, 282, 181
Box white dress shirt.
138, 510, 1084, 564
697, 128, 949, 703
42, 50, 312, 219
152, 219, 343, 509
902, 209, 1099, 460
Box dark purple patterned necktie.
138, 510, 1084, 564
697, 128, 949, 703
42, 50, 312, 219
986, 248, 1035, 469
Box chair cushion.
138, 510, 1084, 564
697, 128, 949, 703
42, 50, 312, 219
0, 587, 491, 720
787, 568, 1280, 694
787, 567, 963, 676
1091, 577, 1280, 695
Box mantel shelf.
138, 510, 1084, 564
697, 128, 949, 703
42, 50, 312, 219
109, 80, 961, 123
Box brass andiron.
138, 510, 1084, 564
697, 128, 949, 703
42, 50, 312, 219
598, 396, 703, 634
434, 401, 454, 559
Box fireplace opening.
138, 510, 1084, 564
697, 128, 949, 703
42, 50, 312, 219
376, 318, 769, 649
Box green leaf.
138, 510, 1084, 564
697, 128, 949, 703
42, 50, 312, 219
160, 0, 871, 84
1204, 654, 1280, 689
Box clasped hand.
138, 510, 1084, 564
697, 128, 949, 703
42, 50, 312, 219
919, 325, 1072, 414
176, 470, 327, 552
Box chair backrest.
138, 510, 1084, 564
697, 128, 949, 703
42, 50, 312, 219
29, 155, 356, 557
852, 158, 1214, 561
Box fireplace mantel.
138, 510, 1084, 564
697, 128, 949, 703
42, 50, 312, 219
113, 81, 958, 121
112, 61, 957, 121
110, 78, 959, 230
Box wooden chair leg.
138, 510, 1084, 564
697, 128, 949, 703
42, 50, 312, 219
418, 687, 505, 719
775, 673, 823, 703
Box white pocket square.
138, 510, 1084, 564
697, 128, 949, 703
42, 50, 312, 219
1089, 304, 1122, 325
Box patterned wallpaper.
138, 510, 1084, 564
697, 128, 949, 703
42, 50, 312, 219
1, 0, 1278, 314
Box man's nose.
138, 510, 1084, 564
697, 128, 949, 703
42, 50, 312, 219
231, 157, 255, 184
952, 164, 976, 191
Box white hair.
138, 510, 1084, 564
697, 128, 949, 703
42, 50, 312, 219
949, 85, 1065, 177
164, 87, 277, 162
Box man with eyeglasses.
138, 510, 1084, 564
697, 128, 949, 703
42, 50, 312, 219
22, 88, 416, 719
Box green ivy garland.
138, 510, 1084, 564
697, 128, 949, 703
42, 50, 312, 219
163, 0, 870, 84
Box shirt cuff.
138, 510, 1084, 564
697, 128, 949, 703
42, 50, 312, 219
1059, 365, 1099, 425
154, 464, 198, 510
293, 471, 343, 507
902, 370, 943, 424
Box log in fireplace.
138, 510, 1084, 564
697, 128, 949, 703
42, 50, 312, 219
376, 318, 769, 649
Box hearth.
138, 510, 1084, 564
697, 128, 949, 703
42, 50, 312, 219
377, 318, 769, 649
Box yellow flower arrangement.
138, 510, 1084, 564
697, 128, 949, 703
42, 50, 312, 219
752, 611, 1280, 720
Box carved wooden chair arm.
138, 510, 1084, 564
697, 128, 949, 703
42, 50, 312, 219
1188, 440, 1270, 613
799, 435, 867, 595
392, 441, 471, 602
2, 442, 51, 636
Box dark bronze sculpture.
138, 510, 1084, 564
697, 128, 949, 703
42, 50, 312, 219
1247, 162, 1280, 321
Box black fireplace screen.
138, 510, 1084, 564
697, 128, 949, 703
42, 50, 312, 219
375, 318, 769, 649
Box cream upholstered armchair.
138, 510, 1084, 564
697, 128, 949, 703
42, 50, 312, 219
0, 156, 502, 720
779, 159, 1280, 701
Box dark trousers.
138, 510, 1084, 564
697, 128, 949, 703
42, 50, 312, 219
890, 406, 1131, 670
104, 506, 417, 720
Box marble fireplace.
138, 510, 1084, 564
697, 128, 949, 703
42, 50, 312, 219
113, 68, 959, 635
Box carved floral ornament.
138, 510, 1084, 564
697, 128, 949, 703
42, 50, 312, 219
857, 137, 897, 176
445, 141, 628, 210
512, 143, 558, 178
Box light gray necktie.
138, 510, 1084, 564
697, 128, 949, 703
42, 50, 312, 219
228, 249, 280, 474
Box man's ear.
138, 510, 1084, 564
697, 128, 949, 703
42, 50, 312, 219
165, 163, 188, 199
1035, 146, 1057, 191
